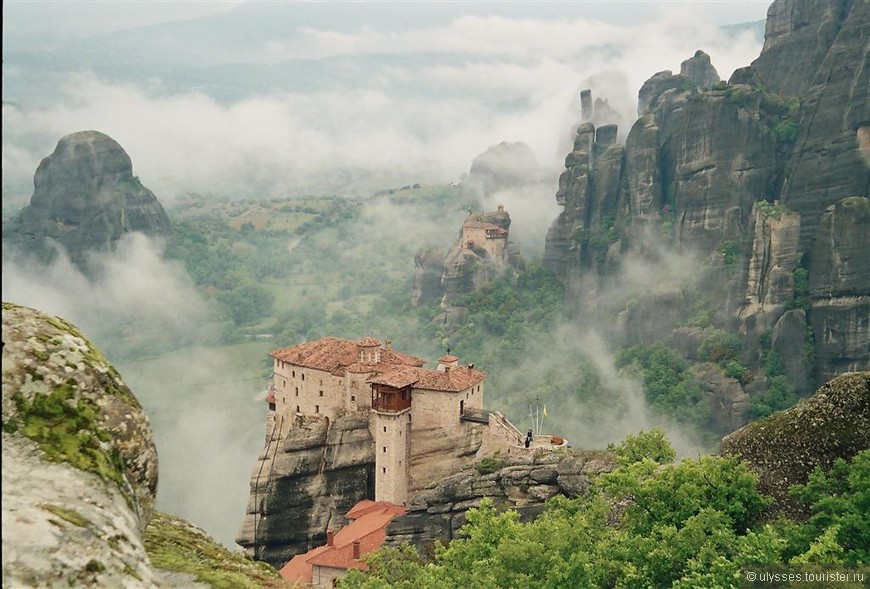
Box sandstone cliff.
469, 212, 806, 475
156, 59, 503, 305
236, 413, 376, 569
543, 0, 868, 405
3, 130, 173, 275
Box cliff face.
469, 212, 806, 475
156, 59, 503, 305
236, 413, 376, 569
385, 450, 617, 551
3, 130, 172, 275
544, 0, 869, 399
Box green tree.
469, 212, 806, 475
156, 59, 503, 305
608, 428, 676, 465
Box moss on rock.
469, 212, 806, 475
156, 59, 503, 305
720, 372, 870, 518
145, 511, 290, 589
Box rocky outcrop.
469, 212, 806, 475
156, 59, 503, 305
464, 142, 550, 199
384, 450, 617, 551
720, 371, 870, 518
236, 413, 375, 569
750, 0, 857, 98
2, 130, 172, 275
776, 0, 869, 253
2, 303, 159, 587
411, 250, 445, 306
690, 363, 750, 433
680, 50, 720, 90
413, 206, 523, 310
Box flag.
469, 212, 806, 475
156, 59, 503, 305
543, 405, 548, 417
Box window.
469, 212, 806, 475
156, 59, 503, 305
319, 390, 324, 397
383, 426, 387, 433
283, 379, 286, 387
351, 395, 356, 402
383, 446, 387, 453
292, 371, 296, 378
268, 403, 276, 411
315, 405, 319, 413
382, 467, 387, 473
296, 405, 300, 412
302, 374, 305, 381
295, 387, 299, 396
320, 379, 323, 385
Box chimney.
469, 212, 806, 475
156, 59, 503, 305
326, 529, 334, 546
385, 339, 392, 351
352, 540, 361, 559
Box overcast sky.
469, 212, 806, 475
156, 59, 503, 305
3, 1, 770, 35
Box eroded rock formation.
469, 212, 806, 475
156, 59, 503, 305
3, 130, 172, 275
544, 0, 869, 400
720, 371, 870, 518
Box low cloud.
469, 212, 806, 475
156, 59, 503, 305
3, 8, 763, 206
1, 235, 265, 547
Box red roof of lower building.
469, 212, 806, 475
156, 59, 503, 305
279, 500, 406, 583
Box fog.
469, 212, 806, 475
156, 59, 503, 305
3, 2, 764, 209
2, 0, 768, 551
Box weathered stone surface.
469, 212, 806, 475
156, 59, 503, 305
680, 50, 720, 90
384, 450, 617, 551
690, 363, 750, 434
411, 249, 446, 306
3, 131, 172, 275
808, 197, 870, 298
664, 91, 777, 253
2, 303, 160, 587
751, 0, 856, 97
236, 413, 375, 568
771, 309, 811, 393
778, 0, 870, 253
637, 70, 694, 117
720, 371, 870, 518
807, 197, 870, 382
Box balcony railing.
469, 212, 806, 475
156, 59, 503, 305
460, 407, 491, 424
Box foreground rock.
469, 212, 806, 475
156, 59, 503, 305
2, 303, 285, 588
720, 371, 870, 518
2, 130, 172, 275
2, 303, 159, 587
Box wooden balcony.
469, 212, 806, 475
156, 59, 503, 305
371, 384, 412, 413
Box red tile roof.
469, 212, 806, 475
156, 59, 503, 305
271, 337, 424, 373
368, 365, 485, 393
280, 545, 330, 585
264, 389, 276, 404
367, 367, 420, 389
279, 500, 406, 582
